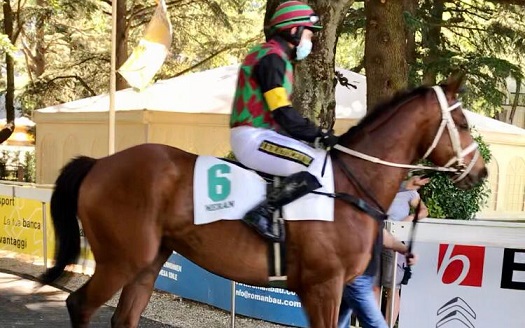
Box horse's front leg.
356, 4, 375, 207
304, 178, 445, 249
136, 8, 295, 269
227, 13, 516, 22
297, 275, 345, 328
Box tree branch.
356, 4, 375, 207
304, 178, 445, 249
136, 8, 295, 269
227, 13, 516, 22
509, 78, 521, 123
46, 75, 97, 96
351, 57, 365, 73
167, 36, 262, 79
489, 0, 525, 5
63, 56, 109, 69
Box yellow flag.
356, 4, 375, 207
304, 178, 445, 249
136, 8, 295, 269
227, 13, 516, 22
118, 0, 172, 90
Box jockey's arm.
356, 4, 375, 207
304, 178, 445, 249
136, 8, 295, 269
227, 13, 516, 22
255, 54, 321, 142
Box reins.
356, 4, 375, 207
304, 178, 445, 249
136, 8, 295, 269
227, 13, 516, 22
400, 198, 422, 285
333, 144, 458, 173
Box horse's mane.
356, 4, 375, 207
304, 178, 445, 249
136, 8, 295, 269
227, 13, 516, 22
338, 85, 434, 143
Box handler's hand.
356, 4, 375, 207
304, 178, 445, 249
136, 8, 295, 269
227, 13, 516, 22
406, 253, 418, 266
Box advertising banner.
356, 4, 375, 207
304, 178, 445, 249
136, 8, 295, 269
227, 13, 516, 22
155, 252, 308, 327
234, 283, 307, 327
0, 194, 94, 268
401, 242, 525, 328
0, 196, 45, 256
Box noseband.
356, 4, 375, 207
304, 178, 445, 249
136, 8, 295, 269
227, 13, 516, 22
333, 85, 479, 182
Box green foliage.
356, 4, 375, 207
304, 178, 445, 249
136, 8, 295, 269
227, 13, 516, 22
336, 2, 364, 71
335, 34, 364, 70
0, 33, 17, 55
0, 149, 35, 183
412, 1, 525, 115
23, 151, 36, 183
2, 0, 264, 113
339, 1, 525, 116
12, 0, 112, 110
419, 133, 492, 220
157, 0, 264, 78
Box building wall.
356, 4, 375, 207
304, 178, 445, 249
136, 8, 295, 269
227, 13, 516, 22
34, 111, 147, 184
145, 111, 231, 156
475, 131, 525, 220
34, 111, 232, 184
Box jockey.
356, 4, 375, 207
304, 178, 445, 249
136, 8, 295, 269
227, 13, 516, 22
230, 0, 338, 242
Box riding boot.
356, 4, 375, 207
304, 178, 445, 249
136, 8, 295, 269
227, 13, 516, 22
242, 171, 322, 243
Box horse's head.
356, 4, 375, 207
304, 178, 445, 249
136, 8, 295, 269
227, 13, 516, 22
420, 72, 487, 189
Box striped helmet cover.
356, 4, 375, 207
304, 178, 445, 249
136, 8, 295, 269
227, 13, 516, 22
268, 1, 322, 33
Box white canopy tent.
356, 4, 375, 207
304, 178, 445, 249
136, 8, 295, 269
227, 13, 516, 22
37, 65, 367, 120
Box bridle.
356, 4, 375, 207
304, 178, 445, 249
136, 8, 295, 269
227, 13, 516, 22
315, 85, 479, 221
332, 85, 479, 182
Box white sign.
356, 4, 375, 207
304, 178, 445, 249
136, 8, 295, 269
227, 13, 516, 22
400, 242, 525, 328
193, 156, 266, 224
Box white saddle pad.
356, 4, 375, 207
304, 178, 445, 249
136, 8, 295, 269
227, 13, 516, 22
193, 151, 334, 225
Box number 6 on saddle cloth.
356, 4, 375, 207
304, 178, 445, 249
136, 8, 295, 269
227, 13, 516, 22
193, 154, 335, 226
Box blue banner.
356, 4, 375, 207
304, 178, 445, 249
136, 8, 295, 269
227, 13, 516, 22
154, 252, 309, 327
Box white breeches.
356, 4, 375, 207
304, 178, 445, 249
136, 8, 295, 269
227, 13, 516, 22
230, 126, 319, 177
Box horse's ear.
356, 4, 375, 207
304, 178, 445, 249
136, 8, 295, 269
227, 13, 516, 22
443, 70, 466, 94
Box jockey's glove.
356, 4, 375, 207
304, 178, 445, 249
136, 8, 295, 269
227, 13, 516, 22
319, 129, 339, 148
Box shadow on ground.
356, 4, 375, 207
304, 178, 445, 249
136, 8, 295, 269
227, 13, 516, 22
0, 272, 175, 328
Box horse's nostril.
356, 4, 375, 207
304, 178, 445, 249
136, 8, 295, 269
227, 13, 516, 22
481, 167, 488, 179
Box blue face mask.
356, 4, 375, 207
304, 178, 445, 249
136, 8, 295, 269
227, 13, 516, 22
296, 39, 312, 61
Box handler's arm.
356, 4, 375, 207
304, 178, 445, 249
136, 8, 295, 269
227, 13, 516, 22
383, 229, 408, 254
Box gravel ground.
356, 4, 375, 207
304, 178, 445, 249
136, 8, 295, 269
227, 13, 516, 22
0, 251, 291, 328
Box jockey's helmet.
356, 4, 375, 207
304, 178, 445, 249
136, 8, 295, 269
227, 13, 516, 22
267, 1, 322, 36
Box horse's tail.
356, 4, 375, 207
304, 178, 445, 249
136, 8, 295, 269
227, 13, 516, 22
40, 156, 97, 285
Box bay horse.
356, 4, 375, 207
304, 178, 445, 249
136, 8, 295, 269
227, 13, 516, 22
40, 73, 486, 328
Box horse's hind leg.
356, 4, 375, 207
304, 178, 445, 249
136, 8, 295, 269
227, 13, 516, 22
111, 247, 171, 328
66, 263, 134, 328
297, 276, 344, 328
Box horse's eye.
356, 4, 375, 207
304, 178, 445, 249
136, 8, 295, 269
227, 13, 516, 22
459, 123, 469, 130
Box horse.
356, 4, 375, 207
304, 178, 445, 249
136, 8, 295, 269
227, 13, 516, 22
40, 73, 487, 328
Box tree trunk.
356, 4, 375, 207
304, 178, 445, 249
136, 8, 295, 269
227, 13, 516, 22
405, 0, 418, 87
421, 0, 444, 85
365, 0, 408, 111
1, 0, 16, 144
19, 0, 46, 82
294, 0, 354, 128
116, 0, 129, 90
33, 0, 46, 77
509, 78, 521, 124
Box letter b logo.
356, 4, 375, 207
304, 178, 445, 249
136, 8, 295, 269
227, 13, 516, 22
437, 244, 485, 287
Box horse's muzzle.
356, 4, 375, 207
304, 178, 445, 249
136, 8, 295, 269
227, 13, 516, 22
453, 166, 488, 190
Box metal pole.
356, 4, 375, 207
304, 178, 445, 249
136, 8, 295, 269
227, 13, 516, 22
385, 221, 397, 328
42, 201, 47, 269
389, 251, 398, 328
109, 0, 117, 155
230, 281, 236, 328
